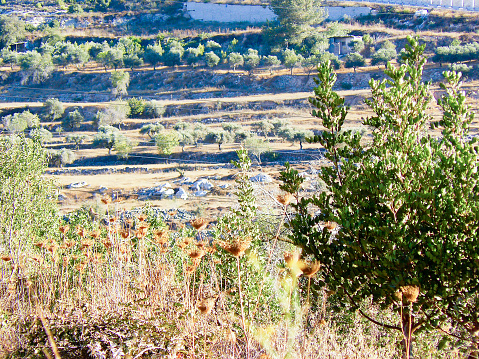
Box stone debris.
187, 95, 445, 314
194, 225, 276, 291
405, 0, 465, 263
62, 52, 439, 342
175, 187, 188, 200
250, 173, 273, 183
67, 181, 88, 189
190, 178, 214, 191
194, 190, 208, 197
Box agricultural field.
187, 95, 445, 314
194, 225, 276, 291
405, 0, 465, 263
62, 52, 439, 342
1, 1, 479, 358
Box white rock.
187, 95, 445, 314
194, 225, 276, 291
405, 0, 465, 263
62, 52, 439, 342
162, 188, 175, 197
190, 178, 214, 191
98, 186, 108, 193
176, 187, 188, 200
219, 184, 229, 189
194, 190, 208, 197
67, 181, 88, 189
250, 173, 273, 183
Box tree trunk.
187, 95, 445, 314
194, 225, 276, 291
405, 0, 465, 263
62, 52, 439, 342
218, 143, 222, 151
299, 140, 303, 150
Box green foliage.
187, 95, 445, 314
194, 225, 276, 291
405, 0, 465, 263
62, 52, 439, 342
228, 52, 244, 71
139, 123, 165, 139
110, 70, 130, 97
283, 48, 303, 75
62, 108, 84, 130
42, 98, 64, 121
143, 100, 165, 119
204, 129, 234, 151
68, 4, 84, 13
47, 147, 76, 167
144, 42, 164, 70
244, 136, 271, 163
29, 127, 52, 145
66, 134, 89, 149
163, 40, 184, 66
127, 97, 146, 117
95, 103, 130, 129
282, 36, 479, 355
2, 111, 40, 133
270, 0, 325, 45
372, 40, 397, 66
345, 52, 365, 69
155, 130, 180, 155
114, 133, 137, 159
19, 50, 54, 85
0, 136, 58, 258
244, 48, 261, 73
205, 51, 220, 67
433, 41, 479, 64
0, 16, 26, 49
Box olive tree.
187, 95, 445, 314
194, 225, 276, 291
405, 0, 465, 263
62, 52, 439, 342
281, 37, 479, 358
42, 98, 64, 121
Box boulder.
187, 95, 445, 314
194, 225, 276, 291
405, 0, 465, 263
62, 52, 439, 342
67, 181, 88, 189
190, 178, 214, 191
176, 187, 188, 200
194, 190, 208, 197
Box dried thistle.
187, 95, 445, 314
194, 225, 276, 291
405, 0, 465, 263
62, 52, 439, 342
197, 296, 217, 315
120, 230, 130, 239
220, 237, 252, 258
59, 225, 70, 234
101, 196, 111, 205
1, 255, 12, 262
76, 226, 88, 238
137, 213, 147, 222
324, 221, 337, 231
277, 193, 293, 206
109, 216, 116, 223
188, 249, 205, 260
190, 218, 209, 231
299, 260, 321, 278
90, 229, 101, 239
400, 285, 420, 303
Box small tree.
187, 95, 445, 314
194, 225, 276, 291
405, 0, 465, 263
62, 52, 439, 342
143, 43, 164, 70
281, 37, 479, 358
155, 130, 180, 155
244, 49, 261, 74
144, 100, 165, 119
95, 103, 130, 129
0, 136, 58, 260
0, 16, 26, 48
205, 51, 220, 67
42, 98, 64, 121
114, 134, 137, 159
205, 129, 234, 151
19, 50, 54, 85
66, 134, 89, 150
93, 125, 119, 155
47, 148, 75, 167
264, 55, 281, 75
345, 52, 365, 71
127, 97, 146, 117
110, 70, 130, 97
372, 40, 397, 67
278, 126, 312, 149
228, 52, 244, 71
62, 108, 84, 130
245, 136, 271, 163
29, 128, 52, 146
3, 111, 40, 133
283, 48, 302, 75
139, 123, 165, 139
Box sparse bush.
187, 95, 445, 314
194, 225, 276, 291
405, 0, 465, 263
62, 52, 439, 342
155, 130, 180, 155
143, 100, 165, 119
127, 97, 146, 117
345, 52, 365, 70
62, 108, 84, 130
47, 147, 76, 167
2, 111, 40, 133
228, 52, 244, 71
205, 51, 220, 67
42, 98, 64, 122
95, 103, 130, 129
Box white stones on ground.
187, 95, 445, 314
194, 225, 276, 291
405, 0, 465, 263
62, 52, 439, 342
58, 194, 68, 201
98, 186, 108, 194
190, 178, 214, 191
194, 190, 208, 197
249, 173, 273, 183
176, 187, 188, 200
218, 184, 229, 189
67, 181, 88, 189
